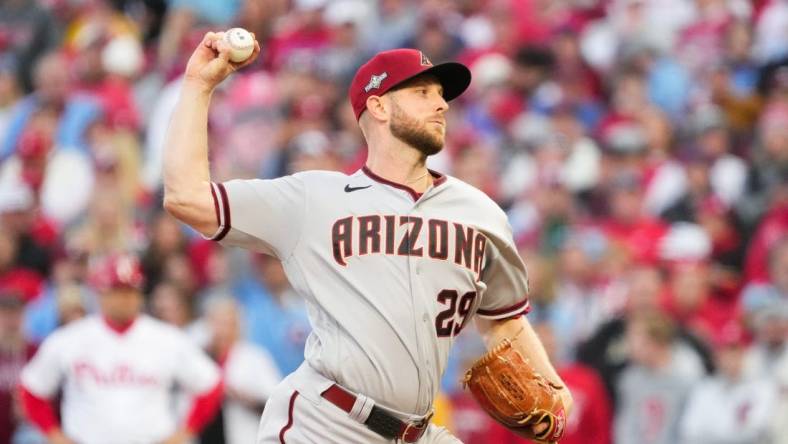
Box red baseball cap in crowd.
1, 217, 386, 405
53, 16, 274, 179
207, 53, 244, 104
91, 254, 145, 292
349, 48, 472, 120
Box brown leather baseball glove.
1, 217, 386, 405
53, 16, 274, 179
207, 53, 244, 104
462, 338, 566, 443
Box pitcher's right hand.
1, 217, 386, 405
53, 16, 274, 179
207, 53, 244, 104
183, 31, 260, 92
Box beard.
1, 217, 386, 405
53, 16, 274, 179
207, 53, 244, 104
389, 100, 445, 156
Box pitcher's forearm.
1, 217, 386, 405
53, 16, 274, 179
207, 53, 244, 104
163, 82, 213, 196
162, 30, 259, 233
162, 81, 217, 235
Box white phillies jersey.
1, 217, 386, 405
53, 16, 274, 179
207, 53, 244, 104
20, 315, 220, 444
208, 167, 529, 416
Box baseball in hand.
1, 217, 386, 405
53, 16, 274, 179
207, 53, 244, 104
222, 28, 255, 63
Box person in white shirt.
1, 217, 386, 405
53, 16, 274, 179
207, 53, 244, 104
615, 310, 705, 444
18, 254, 223, 444
200, 296, 281, 444
680, 322, 778, 444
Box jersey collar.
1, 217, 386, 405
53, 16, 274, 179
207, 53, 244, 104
361, 166, 447, 201
102, 315, 138, 335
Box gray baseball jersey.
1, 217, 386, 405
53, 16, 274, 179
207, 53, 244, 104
207, 167, 529, 416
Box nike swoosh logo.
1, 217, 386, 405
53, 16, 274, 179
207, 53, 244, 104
344, 184, 372, 193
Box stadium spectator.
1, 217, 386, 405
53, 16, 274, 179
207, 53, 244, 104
743, 192, 788, 283
0, 57, 21, 143
741, 236, 788, 318
599, 170, 669, 264
266, 0, 333, 71
0, 290, 37, 444
0, 179, 57, 279
22, 251, 95, 343
366, 0, 418, 53
319, 0, 373, 83
686, 105, 748, 209
157, 0, 242, 72
141, 212, 189, 295
548, 238, 613, 358
742, 298, 788, 379
200, 297, 281, 444
577, 264, 712, 405
712, 21, 761, 134
190, 241, 234, 301
753, 0, 788, 62
150, 281, 195, 332
662, 259, 740, 342
65, 185, 137, 260
532, 322, 613, 444
614, 310, 704, 444
679, 321, 777, 444
53, 284, 89, 327
233, 254, 310, 375
0, 222, 42, 305
0, 0, 60, 93
1, 52, 102, 159
772, 331, 788, 444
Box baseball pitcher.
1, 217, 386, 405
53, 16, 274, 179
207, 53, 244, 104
163, 31, 573, 443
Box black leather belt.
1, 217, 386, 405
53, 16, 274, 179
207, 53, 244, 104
321, 384, 432, 442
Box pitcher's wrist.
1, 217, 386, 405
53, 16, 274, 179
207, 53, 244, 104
182, 77, 215, 96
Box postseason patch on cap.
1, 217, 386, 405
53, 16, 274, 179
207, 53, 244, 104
364, 72, 388, 92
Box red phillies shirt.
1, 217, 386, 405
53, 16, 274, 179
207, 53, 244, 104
450, 391, 525, 443
551, 364, 613, 444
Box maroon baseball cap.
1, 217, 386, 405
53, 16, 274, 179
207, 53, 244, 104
349, 48, 471, 120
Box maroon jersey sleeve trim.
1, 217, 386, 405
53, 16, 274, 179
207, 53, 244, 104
210, 183, 221, 227
207, 182, 232, 241
476, 298, 531, 319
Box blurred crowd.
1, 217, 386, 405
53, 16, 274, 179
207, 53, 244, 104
0, 0, 787, 443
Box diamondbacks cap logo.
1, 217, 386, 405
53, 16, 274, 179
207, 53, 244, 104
364, 72, 388, 92
420, 51, 432, 66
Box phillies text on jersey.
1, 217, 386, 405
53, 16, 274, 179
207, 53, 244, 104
21, 316, 219, 444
